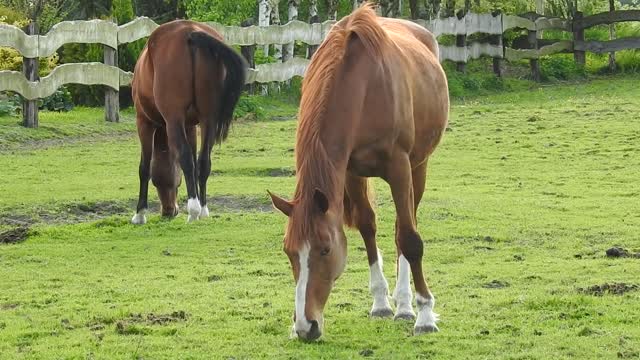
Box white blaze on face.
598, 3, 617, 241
294, 243, 311, 334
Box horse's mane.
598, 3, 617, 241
287, 3, 390, 248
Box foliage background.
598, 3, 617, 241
0, 0, 639, 111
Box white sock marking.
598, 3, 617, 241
294, 243, 311, 334
199, 205, 210, 218
369, 248, 392, 314
393, 254, 415, 317
187, 197, 201, 222
131, 210, 146, 225
415, 293, 439, 330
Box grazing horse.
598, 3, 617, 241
268, 4, 449, 340
131, 20, 247, 224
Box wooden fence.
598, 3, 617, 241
1, 9, 640, 127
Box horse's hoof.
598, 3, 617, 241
414, 324, 439, 335
394, 311, 416, 321
200, 205, 209, 218
370, 308, 394, 318
131, 212, 146, 225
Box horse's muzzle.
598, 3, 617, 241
297, 320, 321, 341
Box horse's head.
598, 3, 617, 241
269, 189, 347, 341
151, 150, 182, 217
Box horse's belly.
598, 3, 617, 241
347, 145, 391, 178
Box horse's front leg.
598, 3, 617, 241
345, 174, 393, 318
385, 151, 438, 335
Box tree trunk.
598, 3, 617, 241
258, 0, 271, 56
423, 0, 441, 19
409, 0, 419, 19
325, 0, 338, 20
270, 0, 282, 63
443, 0, 455, 18
284, 0, 300, 63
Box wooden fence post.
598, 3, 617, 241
491, 10, 503, 77
22, 21, 39, 128
573, 11, 585, 67
240, 19, 256, 94
528, 20, 540, 81
455, 9, 467, 73
104, 18, 119, 122
608, 0, 616, 72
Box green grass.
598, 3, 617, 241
1, 76, 640, 359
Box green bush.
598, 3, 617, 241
0, 95, 20, 116
39, 87, 74, 112
234, 95, 266, 120
540, 55, 586, 81
444, 61, 509, 98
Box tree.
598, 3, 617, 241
0, 0, 69, 31
284, 0, 300, 62
184, 0, 255, 25
67, 0, 112, 20
409, 0, 419, 18
134, 0, 185, 22
324, 0, 337, 20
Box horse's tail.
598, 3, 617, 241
343, 180, 376, 228
188, 31, 247, 144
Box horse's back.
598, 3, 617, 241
379, 18, 439, 60
378, 18, 449, 162
132, 20, 224, 125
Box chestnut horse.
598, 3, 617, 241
131, 20, 247, 224
269, 4, 449, 340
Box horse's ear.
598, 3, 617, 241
313, 188, 329, 214
268, 190, 293, 216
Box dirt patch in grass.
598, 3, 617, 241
578, 283, 639, 296
0, 195, 272, 226
0, 226, 30, 244
483, 280, 510, 289
261, 167, 295, 177
0, 132, 135, 153
208, 195, 272, 213
1, 302, 19, 310
605, 247, 640, 258
114, 311, 189, 335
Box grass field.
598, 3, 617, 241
1, 76, 639, 359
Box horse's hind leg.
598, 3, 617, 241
345, 174, 393, 318
166, 118, 201, 222
197, 121, 215, 218
132, 116, 154, 225
385, 152, 438, 334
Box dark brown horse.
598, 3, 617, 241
131, 20, 247, 224
268, 4, 449, 340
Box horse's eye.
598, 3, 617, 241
320, 248, 330, 256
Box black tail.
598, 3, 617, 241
188, 31, 248, 144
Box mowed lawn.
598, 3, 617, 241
1, 77, 639, 359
